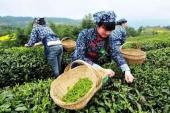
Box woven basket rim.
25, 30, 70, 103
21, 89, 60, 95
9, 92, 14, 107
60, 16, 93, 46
120, 48, 146, 56
61, 37, 75, 44
61, 38, 76, 50
122, 54, 146, 59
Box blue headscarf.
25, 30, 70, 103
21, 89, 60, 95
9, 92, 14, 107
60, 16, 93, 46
32, 18, 46, 27
116, 18, 127, 25
93, 11, 116, 24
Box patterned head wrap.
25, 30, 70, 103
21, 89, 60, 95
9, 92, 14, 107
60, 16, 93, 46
93, 11, 116, 24
116, 18, 127, 25
32, 18, 46, 27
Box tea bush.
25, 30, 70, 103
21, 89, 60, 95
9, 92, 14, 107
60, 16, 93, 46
0, 47, 52, 87
0, 48, 169, 113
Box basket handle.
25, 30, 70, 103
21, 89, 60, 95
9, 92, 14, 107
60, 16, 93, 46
69, 60, 110, 76
64, 60, 97, 73
61, 37, 71, 42
69, 60, 94, 71
69, 60, 103, 87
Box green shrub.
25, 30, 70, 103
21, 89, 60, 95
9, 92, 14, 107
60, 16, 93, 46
124, 40, 170, 51
0, 46, 74, 88
0, 79, 54, 113
0, 47, 52, 87
0, 48, 169, 113
49, 23, 81, 40
15, 23, 32, 46
124, 32, 170, 51
81, 13, 95, 29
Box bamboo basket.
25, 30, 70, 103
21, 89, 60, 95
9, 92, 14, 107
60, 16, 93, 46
61, 37, 76, 52
50, 60, 106, 110
120, 48, 146, 64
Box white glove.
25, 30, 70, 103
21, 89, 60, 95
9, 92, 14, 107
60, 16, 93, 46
24, 44, 29, 47
124, 70, 134, 83
34, 42, 42, 47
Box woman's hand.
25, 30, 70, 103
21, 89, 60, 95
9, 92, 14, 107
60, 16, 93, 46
105, 69, 115, 78
124, 71, 134, 83
92, 64, 115, 78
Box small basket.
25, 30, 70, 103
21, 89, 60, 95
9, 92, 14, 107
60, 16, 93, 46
50, 60, 105, 110
61, 37, 76, 52
120, 48, 146, 64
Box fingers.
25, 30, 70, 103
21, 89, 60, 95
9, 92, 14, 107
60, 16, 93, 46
105, 69, 115, 78
125, 74, 134, 83
125, 74, 129, 82
108, 72, 114, 78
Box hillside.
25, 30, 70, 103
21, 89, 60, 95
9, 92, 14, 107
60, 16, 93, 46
0, 16, 170, 28
0, 16, 81, 27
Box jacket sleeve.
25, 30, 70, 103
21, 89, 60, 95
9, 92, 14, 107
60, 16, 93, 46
109, 34, 130, 72
121, 27, 127, 44
26, 28, 39, 46
74, 30, 94, 65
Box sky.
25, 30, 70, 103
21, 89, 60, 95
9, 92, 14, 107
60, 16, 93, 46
0, 0, 170, 21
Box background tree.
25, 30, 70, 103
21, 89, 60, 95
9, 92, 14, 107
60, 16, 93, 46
126, 27, 139, 37
81, 13, 95, 29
